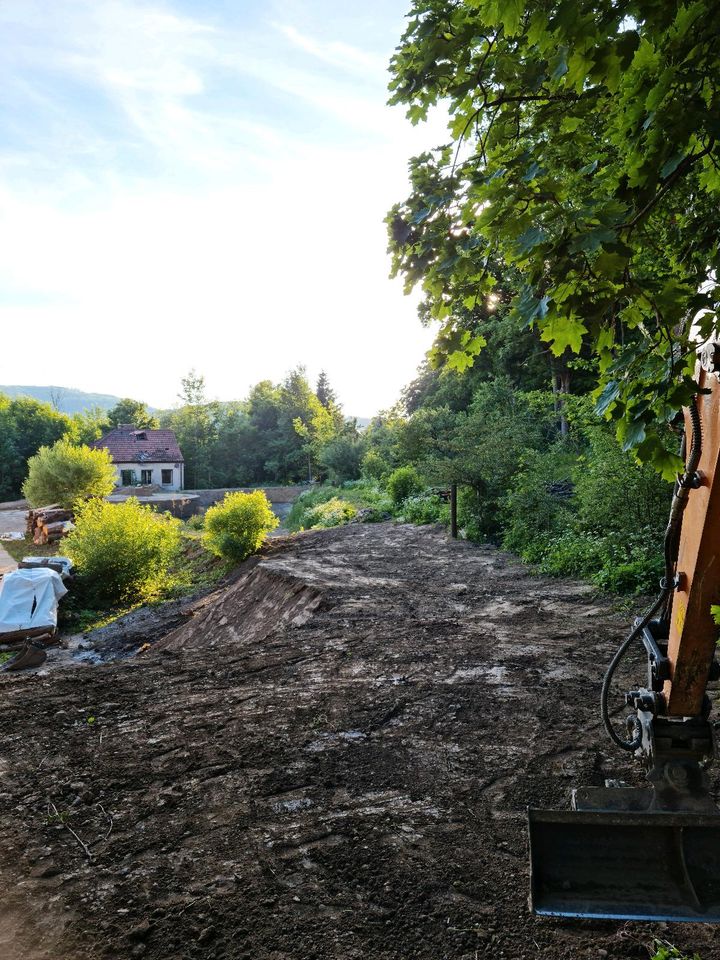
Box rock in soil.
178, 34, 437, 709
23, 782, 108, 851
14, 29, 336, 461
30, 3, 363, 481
0, 523, 718, 960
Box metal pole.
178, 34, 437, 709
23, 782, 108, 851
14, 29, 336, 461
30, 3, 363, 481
450, 483, 458, 539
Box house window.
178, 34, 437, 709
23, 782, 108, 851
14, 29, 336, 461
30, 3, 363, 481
141, 469, 153, 484
161, 469, 173, 485
120, 469, 135, 486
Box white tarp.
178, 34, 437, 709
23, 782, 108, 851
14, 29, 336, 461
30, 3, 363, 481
0, 567, 68, 635
20, 555, 74, 577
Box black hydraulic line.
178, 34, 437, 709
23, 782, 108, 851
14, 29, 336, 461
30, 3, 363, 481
601, 398, 701, 752
661, 400, 702, 623
600, 589, 670, 751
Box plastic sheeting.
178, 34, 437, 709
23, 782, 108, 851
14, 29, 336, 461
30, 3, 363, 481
20, 556, 74, 578
0, 567, 68, 636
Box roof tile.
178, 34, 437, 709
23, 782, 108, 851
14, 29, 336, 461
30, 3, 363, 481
91, 428, 184, 463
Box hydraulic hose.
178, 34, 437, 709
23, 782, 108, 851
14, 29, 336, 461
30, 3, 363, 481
601, 398, 701, 752
600, 589, 670, 751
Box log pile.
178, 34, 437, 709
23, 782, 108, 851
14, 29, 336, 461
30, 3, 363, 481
26, 506, 75, 545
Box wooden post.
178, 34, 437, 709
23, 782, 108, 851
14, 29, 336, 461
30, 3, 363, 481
450, 483, 458, 539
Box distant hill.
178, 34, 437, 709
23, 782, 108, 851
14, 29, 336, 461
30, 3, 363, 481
0, 385, 125, 415
1, 385, 371, 423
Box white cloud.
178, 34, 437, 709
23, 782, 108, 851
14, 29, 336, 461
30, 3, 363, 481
273, 22, 387, 76
0, 1, 448, 413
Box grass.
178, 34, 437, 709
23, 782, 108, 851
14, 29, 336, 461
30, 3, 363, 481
3, 536, 60, 563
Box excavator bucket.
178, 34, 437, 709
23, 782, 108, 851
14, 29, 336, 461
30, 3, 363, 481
529, 808, 720, 921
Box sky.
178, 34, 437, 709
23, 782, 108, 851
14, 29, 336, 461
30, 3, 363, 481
0, 0, 447, 415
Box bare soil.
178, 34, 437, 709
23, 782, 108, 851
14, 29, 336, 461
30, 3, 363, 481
1, 522, 718, 960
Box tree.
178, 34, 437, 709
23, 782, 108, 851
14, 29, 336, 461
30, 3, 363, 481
0, 393, 69, 500
388, 1, 720, 475
107, 398, 158, 430
163, 371, 220, 489
23, 439, 117, 509
275, 367, 334, 482
316, 370, 337, 408
67, 406, 111, 445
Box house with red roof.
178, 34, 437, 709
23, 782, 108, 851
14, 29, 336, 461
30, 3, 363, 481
91, 425, 184, 491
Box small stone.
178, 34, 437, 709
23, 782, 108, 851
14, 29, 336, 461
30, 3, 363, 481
198, 927, 214, 944
127, 920, 151, 941
30, 861, 60, 878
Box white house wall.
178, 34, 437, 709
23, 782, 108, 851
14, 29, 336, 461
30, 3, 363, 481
113, 462, 184, 491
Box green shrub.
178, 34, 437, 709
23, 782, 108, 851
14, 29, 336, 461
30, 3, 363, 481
23, 438, 116, 509
185, 513, 205, 531
401, 494, 445, 525
570, 413, 670, 538
386, 465, 424, 507
303, 497, 357, 528
203, 490, 279, 562
538, 529, 663, 595
361, 449, 389, 481
65, 498, 182, 606
453, 486, 487, 542
501, 444, 577, 558
287, 482, 389, 531
287, 486, 341, 531
360, 498, 395, 522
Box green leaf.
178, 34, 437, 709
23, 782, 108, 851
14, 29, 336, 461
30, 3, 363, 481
594, 380, 620, 417
522, 160, 545, 182
619, 417, 647, 451
446, 349, 476, 372
570, 225, 616, 254
549, 45, 569, 80
498, 0, 523, 36
514, 225, 547, 257
661, 150, 686, 179
539, 313, 588, 355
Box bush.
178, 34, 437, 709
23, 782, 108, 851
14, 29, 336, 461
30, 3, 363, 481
386, 465, 424, 507
303, 497, 357, 528
536, 529, 663, 595
361, 449, 389, 481
287, 486, 341, 531
65, 498, 182, 606
203, 490, 279, 562
287, 482, 389, 531
401, 494, 445, 525
358, 498, 394, 522
23, 439, 116, 509
501, 444, 577, 559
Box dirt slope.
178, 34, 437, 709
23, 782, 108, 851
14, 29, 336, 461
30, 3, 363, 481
0, 523, 718, 960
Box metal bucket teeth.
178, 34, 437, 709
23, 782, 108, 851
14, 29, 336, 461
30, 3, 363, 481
529, 808, 720, 922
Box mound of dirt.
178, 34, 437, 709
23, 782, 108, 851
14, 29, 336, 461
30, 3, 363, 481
0, 523, 717, 960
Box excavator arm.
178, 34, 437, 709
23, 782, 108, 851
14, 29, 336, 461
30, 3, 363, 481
528, 346, 720, 922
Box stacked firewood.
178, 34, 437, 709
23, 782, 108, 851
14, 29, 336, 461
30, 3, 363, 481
26, 506, 75, 545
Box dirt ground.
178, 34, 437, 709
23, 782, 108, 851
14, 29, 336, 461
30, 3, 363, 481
1, 522, 719, 960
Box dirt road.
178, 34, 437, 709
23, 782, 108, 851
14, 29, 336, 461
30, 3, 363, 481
0, 523, 717, 960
